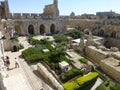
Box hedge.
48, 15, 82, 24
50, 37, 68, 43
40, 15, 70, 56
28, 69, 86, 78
53, 34, 68, 43
63, 72, 99, 90
22, 47, 46, 63
79, 58, 88, 64
96, 80, 120, 90
76, 72, 99, 89
63, 81, 79, 90
68, 29, 83, 39
63, 68, 83, 81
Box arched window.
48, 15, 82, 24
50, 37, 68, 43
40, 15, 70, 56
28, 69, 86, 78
40, 24, 45, 34
28, 25, 34, 35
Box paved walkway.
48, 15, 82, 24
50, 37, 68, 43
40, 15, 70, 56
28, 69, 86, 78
1, 36, 54, 90
3, 51, 33, 90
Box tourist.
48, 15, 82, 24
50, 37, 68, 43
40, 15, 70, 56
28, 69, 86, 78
14, 58, 19, 68
4, 56, 10, 70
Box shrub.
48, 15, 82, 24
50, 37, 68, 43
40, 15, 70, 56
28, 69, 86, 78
79, 58, 88, 64
10, 37, 19, 41
110, 84, 120, 90
22, 47, 46, 63
63, 68, 83, 81
53, 34, 68, 43
63, 72, 99, 90
68, 29, 83, 39
96, 80, 120, 90
76, 72, 99, 89
63, 81, 80, 90
60, 56, 71, 64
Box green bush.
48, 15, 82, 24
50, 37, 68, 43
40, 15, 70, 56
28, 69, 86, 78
76, 72, 99, 89
22, 47, 46, 63
63, 72, 99, 90
60, 56, 71, 64
63, 81, 80, 90
68, 29, 83, 39
96, 80, 120, 90
63, 68, 83, 81
53, 34, 68, 43
110, 84, 120, 90
10, 37, 19, 41
79, 58, 88, 64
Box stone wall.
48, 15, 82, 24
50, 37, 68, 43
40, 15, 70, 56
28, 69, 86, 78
9, 13, 41, 19
37, 63, 64, 90
100, 58, 120, 83
85, 46, 108, 64
104, 38, 120, 49
13, 19, 66, 36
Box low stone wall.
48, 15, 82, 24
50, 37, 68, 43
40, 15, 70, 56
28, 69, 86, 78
100, 58, 120, 83
105, 38, 120, 49
112, 52, 120, 61
37, 63, 64, 90
85, 46, 108, 64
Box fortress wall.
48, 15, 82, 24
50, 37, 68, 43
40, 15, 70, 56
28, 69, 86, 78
10, 13, 42, 19
22, 13, 30, 19
13, 13, 22, 19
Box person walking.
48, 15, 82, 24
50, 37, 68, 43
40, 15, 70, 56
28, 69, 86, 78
14, 58, 19, 68
4, 56, 10, 70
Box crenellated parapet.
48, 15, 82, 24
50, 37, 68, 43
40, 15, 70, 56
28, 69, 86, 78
9, 13, 42, 19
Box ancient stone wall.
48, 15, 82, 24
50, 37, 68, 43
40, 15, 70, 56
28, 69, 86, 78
104, 38, 120, 49
100, 58, 120, 83
85, 46, 108, 64
13, 19, 66, 36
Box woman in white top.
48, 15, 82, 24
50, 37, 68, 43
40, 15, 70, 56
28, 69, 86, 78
14, 58, 19, 68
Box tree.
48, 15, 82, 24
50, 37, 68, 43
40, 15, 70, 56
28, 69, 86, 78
68, 29, 83, 39
54, 34, 68, 43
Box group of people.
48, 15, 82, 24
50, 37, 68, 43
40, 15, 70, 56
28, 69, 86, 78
3, 56, 20, 70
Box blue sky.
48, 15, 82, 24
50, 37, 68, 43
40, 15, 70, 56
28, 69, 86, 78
6, 0, 120, 15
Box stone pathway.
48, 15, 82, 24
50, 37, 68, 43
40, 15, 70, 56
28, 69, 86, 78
1, 36, 54, 90
3, 51, 33, 90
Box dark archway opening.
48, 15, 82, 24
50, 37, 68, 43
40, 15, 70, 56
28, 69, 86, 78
50, 24, 55, 34
14, 25, 22, 36
40, 24, 45, 34
99, 30, 104, 36
12, 46, 18, 52
28, 25, 34, 35
111, 31, 116, 38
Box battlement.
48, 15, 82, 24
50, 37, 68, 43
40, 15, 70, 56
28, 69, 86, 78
9, 13, 42, 19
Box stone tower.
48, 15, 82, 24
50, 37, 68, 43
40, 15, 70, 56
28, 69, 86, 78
54, 0, 59, 18
4, 0, 10, 19
54, 0, 58, 8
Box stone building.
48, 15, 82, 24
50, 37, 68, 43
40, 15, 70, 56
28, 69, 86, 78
0, 0, 67, 51
0, 0, 66, 36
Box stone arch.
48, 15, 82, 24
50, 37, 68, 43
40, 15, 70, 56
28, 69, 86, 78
111, 31, 116, 38
50, 24, 55, 34
14, 25, 22, 35
12, 45, 18, 52
28, 25, 34, 35
99, 29, 104, 36
40, 24, 45, 34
